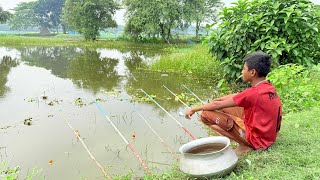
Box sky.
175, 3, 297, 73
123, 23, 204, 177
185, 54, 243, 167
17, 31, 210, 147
1, 0, 320, 25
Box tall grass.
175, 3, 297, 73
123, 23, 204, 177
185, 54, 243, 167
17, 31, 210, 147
150, 45, 223, 80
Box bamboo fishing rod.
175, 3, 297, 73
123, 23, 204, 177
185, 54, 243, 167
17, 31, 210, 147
182, 84, 206, 104
93, 100, 150, 173
140, 89, 196, 140
132, 107, 179, 160
50, 80, 111, 179
56, 106, 111, 179
181, 84, 241, 119
163, 85, 200, 116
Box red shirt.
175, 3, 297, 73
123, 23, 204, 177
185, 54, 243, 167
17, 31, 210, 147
233, 81, 282, 149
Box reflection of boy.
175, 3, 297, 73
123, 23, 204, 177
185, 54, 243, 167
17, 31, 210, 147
185, 51, 282, 155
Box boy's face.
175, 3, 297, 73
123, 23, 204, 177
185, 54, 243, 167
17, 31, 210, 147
241, 63, 253, 82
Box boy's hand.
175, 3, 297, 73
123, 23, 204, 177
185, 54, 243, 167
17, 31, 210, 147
185, 109, 195, 119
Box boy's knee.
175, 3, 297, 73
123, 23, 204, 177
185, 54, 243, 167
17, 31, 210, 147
200, 111, 234, 131
200, 111, 214, 126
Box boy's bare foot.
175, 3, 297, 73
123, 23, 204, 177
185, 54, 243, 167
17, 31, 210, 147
234, 144, 253, 155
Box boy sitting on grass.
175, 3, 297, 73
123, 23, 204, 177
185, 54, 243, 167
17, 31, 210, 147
185, 51, 282, 155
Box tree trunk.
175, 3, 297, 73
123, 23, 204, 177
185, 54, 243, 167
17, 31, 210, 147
62, 24, 67, 34
40, 26, 51, 36
196, 21, 200, 39
159, 23, 165, 40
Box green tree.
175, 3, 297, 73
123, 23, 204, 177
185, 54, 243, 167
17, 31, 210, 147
62, 0, 119, 41
205, 0, 320, 79
124, 0, 183, 40
9, 0, 65, 34
0, 6, 11, 24
182, 0, 222, 38
9, 2, 38, 30
34, 0, 66, 33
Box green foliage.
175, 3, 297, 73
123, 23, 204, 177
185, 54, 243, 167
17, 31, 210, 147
124, 0, 183, 41
9, 2, 38, 30
150, 45, 223, 80
63, 0, 119, 41
267, 64, 320, 113
0, 6, 11, 24
34, 0, 66, 33
124, 0, 222, 40
182, 0, 222, 38
0, 161, 20, 180
9, 0, 65, 33
206, 0, 320, 79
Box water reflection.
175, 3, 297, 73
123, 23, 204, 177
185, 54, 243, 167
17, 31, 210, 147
67, 48, 121, 92
0, 56, 19, 97
124, 51, 146, 72
0, 46, 215, 179
19, 47, 79, 78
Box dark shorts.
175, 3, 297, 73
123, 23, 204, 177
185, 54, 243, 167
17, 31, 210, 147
200, 107, 252, 147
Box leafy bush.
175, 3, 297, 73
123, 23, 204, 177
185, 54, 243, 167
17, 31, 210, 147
205, 0, 320, 79
267, 64, 320, 113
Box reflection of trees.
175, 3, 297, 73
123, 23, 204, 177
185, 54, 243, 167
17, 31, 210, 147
124, 51, 147, 73
118, 48, 161, 59
19, 47, 79, 78
67, 49, 120, 93
0, 56, 19, 97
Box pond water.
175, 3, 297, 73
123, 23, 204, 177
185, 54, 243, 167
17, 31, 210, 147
0, 46, 217, 179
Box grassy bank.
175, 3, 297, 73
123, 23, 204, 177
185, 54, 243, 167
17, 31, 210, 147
0, 34, 191, 51
115, 106, 320, 179
150, 45, 224, 80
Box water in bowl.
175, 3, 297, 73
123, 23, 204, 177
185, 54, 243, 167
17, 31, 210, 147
186, 143, 226, 154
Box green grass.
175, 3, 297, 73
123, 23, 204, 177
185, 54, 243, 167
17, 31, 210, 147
149, 45, 224, 80
116, 107, 320, 179
0, 34, 188, 51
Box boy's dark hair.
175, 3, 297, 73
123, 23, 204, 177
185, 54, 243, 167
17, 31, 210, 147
244, 51, 272, 77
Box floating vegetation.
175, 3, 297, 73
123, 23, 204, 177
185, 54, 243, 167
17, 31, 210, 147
0, 126, 11, 130
174, 93, 198, 106
131, 94, 156, 103
75, 98, 86, 107
24, 98, 37, 103
24, 117, 33, 126
0, 162, 20, 178
47, 99, 62, 106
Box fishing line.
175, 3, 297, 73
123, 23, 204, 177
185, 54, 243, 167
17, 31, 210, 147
93, 100, 150, 173
182, 84, 206, 104
163, 85, 200, 117
131, 104, 179, 160
77, 81, 150, 173
52, 83, 111, 179
140, 89, 196, 140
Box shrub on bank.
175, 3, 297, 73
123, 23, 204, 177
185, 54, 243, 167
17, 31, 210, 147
267, 64, 320, 113
206, 0, 320, 79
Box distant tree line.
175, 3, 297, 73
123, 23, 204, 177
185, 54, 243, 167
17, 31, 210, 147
0, 0, 222, 41
0, 6, 11, 23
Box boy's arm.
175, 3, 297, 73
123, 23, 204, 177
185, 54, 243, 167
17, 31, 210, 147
185, 96, 237, 119
213, 93, 238, 101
